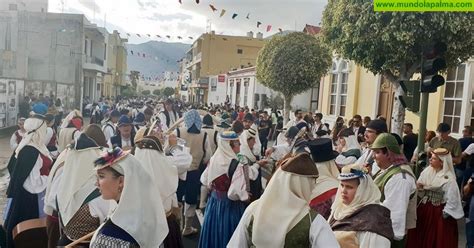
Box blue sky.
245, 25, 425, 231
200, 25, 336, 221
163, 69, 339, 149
48, 0, 327, 44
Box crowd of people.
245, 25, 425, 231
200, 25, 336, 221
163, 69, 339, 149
3, 95, 474, 248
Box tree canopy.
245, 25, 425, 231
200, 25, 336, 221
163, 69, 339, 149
162, 87, 175, 98
142, 90, 150, 95
256, 32, 331, 122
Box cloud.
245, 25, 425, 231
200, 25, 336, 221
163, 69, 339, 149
146, 13, 193, 22
77, 0, 101, 13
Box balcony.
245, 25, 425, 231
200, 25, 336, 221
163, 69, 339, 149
84, 55, 106, 73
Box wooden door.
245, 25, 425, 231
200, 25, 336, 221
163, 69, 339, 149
377, 77, 394, 130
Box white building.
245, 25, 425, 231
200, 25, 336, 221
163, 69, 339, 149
207, 74, 227, 106
226, 67, 320, 111
0, 0, 48, 12
83, 24, 108, 103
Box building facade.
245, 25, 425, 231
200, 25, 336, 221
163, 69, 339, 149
185, 31, 266, 104
103, 30, 128, 98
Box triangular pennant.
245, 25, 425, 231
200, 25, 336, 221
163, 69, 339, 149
266, 25, 272, 32
177, 36, 182, 39
130, 50, 134, 55
232, 13, 238, 19
257, 21, 262, 28
179, 0, 182, 4
246, 13, 250, 19
220, 9, 226, 17
188, 36, 193, 39
142, 53, 146, 58
156, 35, 161, 38
127, 33, 131, 36
136, 34, 141, 37
166, 35, 171, 38
278, 28, 283, 33
195, 0, 199, 3
138, 52, 141, 56
209, 4, 217, 11
147, 34, 151, 37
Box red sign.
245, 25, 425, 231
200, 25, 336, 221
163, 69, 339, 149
218, 75, 226, 83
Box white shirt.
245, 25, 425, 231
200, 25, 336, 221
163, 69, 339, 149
107, 136, 131, 149
44, 127, 54, 146
10, 130, 25, 151
228, 207, 340, 248
159, 111, 178, 130
311, 122, 328, 137
357, 148, 380, 176
167, 147, 192, 181
464, 143, 474, 155
102, 122, 116, 142
379, 167, 416, 240
23, 155, 49, 194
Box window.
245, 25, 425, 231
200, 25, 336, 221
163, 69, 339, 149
442, 64, 465, 133
84, 39, 88, 55
243, 79, 250, 106
104, 44, 107, 60
310, 83, 320, 111
210, 77, 217, 92
328, 59, 350, 116
237, 49, 243, 54
229, 80, 234, 103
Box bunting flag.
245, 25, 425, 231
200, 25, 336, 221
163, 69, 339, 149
126, 33, 131, 36
246, 13, 250, 19
278, 28, 283, 33
266, 25, 272, 32
147, 34, 151, 37
188, 36, 193, 39
166, 35, 171, 38
130, 50, 134, 55
137, 52, 141, 56
136, 34, 141, 37
156, 35, 161, 38
220, 9, 226, 17
195, 0, 199, 3
209, 4, 217, 11
232, 13, 238, 19
179, 0, 182, 4
257, 21, 262, 28
177, 36, 182, 39
142, 53, 146, 58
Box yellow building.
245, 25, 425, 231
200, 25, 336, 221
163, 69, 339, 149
318, 57, 474, 137
103, 30, 128, 98
185, 31, 266, 103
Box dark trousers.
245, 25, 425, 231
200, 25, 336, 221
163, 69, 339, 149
177, 170, 201, 205
260, 137, 268, 157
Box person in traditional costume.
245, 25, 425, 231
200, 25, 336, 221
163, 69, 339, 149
228, 152, 340, 247
406, 148, 464, 248
9, 118, 26, 151
159, 98, 179, 131
134, 131, 183, 248
175, 109, 211, 236
132, 112, 146, 133
5, 114, 53, 248
265, 126, 299, 162
308, 138, 340, 219
44, 114, 59, 160
199, 131, 253, 248
103, 110, 121, 142
202, 114, 218, 154
335, 128, 362, 169
329, 163, 394, 248
356, 119, 388, 176
238, 128, 269, 192
108, 115, 135, 151
371, 133, 417, 248
58, 110, 83, 152
90, 148, 169, 248
54, 125, 111, 247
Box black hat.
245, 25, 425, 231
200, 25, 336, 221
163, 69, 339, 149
366, 119, 388, 134
203, 114, 213, 126
244, 113, 254, 122
110, 110, 121, 118
308, 138, 339, 162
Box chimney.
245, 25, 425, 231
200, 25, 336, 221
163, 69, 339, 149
256, 32, 263, 39
247, 31, 254, 38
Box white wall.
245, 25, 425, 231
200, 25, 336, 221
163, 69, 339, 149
207, 75, 227, 106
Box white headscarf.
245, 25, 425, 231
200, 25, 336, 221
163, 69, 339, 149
239, 129, 256, 163
97, 154, 169, 248
330, 165, 381, 220
57, 136, 103, 226
15, 117, 49, 158
342, 135, 361, 152
134, 145, 179, 208
251, 168, 316, 247
418, 150, 456, 189
60, 109, 82, 129
311, 160, 340, 198
202, 136, 238, 187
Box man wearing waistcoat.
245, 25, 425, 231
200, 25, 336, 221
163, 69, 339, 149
108, 115, 135, 151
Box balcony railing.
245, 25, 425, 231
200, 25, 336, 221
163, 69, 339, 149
86, 56, 104, 66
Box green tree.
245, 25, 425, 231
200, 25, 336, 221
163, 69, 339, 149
152, 89, 162, 96
162, 87, 175, 98
322, 0, 474, 134
142, 90, 150, 95
256, 32, 331, 124
121, 85, 136, 98
129, 71, 140, 91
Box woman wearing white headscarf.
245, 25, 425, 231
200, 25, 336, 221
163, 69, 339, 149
134, 134, 183, 248
199, 131, 249, 248
58, 110, 83, 152
228, 152, 339, 247
335, 128, 362, 168
406, 148, 464, 248
329, 164, 393, 248
5, 115, 53, 247
91, 148, 169, 248
55, 125, 111, 247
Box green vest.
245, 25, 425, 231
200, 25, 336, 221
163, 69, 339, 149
247, 210, 318, 247
374, 165, 414, 202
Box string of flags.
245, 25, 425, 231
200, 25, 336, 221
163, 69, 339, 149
125, 33, 193, 40
178, 1, 284, 34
